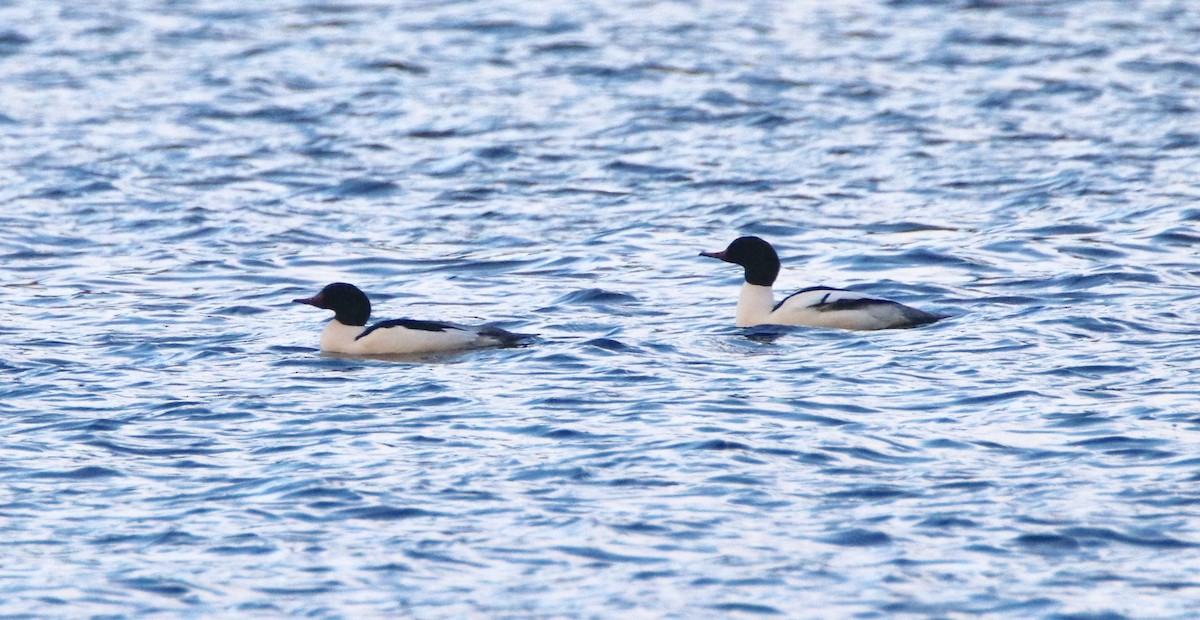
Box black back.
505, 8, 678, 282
773, 286, 842, 311
355, 318, 460, 341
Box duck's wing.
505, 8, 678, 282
354, 318, 533, 354
355, 318, 466, 341
774, 286, 943, 330
773, 286, 845, 312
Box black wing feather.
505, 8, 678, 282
812, 297, 944, 326
812, 298, 899, 313
773, 286, 845, 312
355, 318, 463, 341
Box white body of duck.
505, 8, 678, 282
295, 283, 529, 355
703, 236, 943, 331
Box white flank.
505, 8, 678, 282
319, 320, 501, 355
735, 283, 937, 330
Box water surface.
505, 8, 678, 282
3, 0, 1200, 617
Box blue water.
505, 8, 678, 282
3, 0, 1200, 617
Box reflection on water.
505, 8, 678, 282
3, 0, 1200, 616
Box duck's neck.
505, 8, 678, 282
320, 319, 364, 353
735, 283, 775, 327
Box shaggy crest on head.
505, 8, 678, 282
701, 236, 944, 330
294, 282, 532, 355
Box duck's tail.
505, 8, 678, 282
897, 305, 948, 328
478, 325, 537, 347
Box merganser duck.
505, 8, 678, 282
293, 282, 530, 354
701, 236, 943, 330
